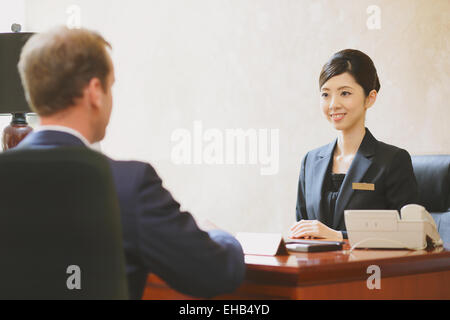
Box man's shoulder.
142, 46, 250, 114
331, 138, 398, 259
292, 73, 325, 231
107, 158, 155, 174
106, 157, 159, 187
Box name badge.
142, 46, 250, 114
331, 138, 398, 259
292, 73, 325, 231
352, 182, 375, 191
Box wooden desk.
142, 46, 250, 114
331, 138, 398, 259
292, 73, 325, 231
143, 242, 450, 300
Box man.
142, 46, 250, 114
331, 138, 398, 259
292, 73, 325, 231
16, 26, 245, 299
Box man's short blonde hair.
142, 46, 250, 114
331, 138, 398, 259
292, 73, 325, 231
18, 26, 112, 116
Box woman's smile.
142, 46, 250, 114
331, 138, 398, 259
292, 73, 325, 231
330, 112, 347, 122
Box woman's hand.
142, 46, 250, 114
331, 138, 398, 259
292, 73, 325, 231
289, 220, 343, 241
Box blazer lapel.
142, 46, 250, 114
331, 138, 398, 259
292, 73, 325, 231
310, 139, 336, 220
332, 128, 377, 229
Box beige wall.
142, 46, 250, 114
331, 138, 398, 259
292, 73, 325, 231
0, 0, 25, 32
23, 0, 450, 236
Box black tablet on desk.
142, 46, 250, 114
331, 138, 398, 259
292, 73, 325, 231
284, 239, 344, 252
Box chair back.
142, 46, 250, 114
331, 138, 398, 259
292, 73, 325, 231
411, 155, 450, 243
0, 147, 128, 299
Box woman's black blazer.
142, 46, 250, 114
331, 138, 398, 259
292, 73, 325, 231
296, 128, 419, 233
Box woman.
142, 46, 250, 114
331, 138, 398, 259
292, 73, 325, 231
290, 49, 419, 241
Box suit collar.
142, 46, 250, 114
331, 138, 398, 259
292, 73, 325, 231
311, 141, 336, 221
34, 125, 91, 147
332, 128, 377, 228
356, 128, 377, 158
16, 130, 87, 149
311, 128, 378, 227
318, 138, 336, 159
318, 127, 377, 159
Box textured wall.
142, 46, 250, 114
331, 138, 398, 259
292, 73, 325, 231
22, 0, 450, 235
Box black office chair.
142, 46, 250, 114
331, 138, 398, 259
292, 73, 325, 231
0, 147, 128, 299
411, 155, 450, 244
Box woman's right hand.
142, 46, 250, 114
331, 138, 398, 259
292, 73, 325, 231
289, 220, 343, 241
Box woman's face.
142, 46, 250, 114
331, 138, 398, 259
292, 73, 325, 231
320, 72, 374, 132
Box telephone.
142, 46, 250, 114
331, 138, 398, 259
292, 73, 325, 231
344, 204, 443, 250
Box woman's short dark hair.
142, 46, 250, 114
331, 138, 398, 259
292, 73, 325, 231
319, 49, 380, 96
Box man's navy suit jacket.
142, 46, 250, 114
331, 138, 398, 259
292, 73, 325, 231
296, 128, 419, 238
17, 130, 245, 299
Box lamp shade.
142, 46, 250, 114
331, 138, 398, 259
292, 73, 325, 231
0, 32, 34, 114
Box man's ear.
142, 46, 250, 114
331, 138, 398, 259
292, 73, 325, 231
86, 77, 103, 111
365, 89, 377, 110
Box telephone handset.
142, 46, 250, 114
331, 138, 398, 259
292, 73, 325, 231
400, 204, 443, 246
345, 204, 443, 250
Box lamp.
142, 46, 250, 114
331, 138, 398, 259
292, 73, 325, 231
0, 25, 34, 151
